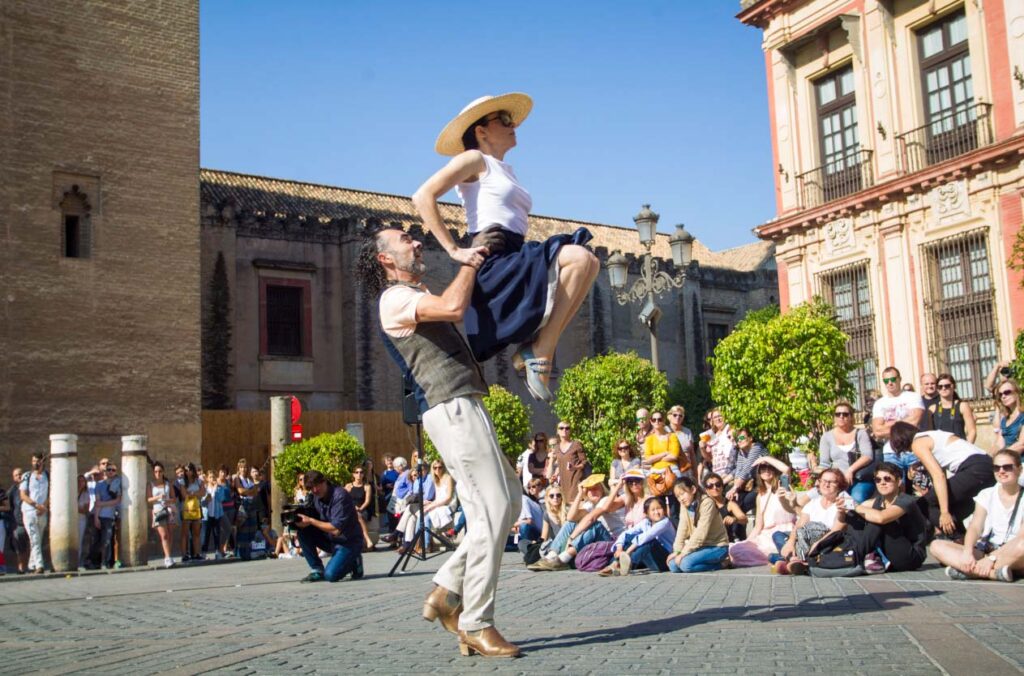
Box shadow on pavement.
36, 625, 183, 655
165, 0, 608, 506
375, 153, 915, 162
518, 589, 945, 652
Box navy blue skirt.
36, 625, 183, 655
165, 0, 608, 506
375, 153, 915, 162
464, 227, 593, 362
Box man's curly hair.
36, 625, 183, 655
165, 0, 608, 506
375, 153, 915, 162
356, 229, 390, 298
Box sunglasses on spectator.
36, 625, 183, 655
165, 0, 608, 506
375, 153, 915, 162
994, 463, 1018, 473
617, 445, 631, 451
705, 482, 723, 489
558, 425, 570, 430
874, 475, 896, 484
670, 412, 682, 417
625, 478, 643, 483
736, 434, 747, 441
938, 383, 953, 390
651, 416, 663, 422
999, 389, 1016, 398
548, 494, 562, 499
882, 377, 898, 384
636, 417, 647, 422
834, 411, 851, 418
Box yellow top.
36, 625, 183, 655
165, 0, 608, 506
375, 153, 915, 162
644, 432, 681, 471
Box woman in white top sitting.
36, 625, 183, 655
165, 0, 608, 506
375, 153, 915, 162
778, 468, 849, 575
931, 450, 1024, 583
889, 422, 994, 537
412, 93, 599, 402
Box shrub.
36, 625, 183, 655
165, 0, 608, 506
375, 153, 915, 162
273, 431, 365, 490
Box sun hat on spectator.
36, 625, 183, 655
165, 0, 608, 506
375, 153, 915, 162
579, 474, 606, 489
622, 468, 646, 482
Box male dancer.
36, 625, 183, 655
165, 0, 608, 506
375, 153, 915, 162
357, 227, 521, 658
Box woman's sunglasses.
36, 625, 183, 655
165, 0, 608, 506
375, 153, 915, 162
994, 463, 1018, 473
482, 111, 514, 128
705, 482, 723, 489
874, 475, 896, 484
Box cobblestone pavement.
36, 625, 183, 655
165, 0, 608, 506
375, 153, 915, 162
1, 551, 1023, 675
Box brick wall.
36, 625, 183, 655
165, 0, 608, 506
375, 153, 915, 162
0, 1, 201, 473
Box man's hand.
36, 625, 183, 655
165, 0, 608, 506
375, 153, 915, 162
448, 246, 489, 269
36, 504, 47, 514
938, 512, 956, 535
295, 513, 313, 529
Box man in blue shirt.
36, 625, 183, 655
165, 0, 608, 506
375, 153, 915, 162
295, 470, 364, 583
88, 464, 121, 569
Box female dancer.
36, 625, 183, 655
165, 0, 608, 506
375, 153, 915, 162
412, 93, 599, 401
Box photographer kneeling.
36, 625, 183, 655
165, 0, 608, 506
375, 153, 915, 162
294, 470, 364, 583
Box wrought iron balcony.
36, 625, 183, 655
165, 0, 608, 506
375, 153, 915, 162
896, 102, 993, 174
795, 148, 874, 209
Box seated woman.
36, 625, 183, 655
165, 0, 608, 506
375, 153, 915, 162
778, 468, 849, 575
610, 439, 641, 484
728, 456, 796, 567
818, 401, 876, 504
529, 474, 625, 571
704, 472, 748, 542
600, 496, 676, 576
931, 450, 1024, 582
619, 468, 648, 530
889, 422, 994, 536
846, 462, 929, 574
541, 485, 566, 544
668, 477, 730, 573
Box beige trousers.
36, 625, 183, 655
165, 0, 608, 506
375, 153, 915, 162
422, 395, 520, 631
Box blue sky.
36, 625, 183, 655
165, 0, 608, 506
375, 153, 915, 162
200, 1, 773, 251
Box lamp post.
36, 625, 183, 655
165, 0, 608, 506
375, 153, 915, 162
606, 204, 695, 372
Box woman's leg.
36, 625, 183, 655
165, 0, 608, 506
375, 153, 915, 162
678, 546, 729, 573
528, 245, 599, 382
630, 541, 670, 572
192, 521, 202, 557
929, 539, 979, 574
850, 481, 875, 504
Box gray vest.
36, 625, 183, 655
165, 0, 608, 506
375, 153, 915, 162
381, 286, 487, 412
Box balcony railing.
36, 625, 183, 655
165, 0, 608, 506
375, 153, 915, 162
897, 102, 993, 174
796, 149, 874, 209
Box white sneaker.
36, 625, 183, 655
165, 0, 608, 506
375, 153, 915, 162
163, 558, 174, 569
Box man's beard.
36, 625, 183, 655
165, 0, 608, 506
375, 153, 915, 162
395, 256, 426, 277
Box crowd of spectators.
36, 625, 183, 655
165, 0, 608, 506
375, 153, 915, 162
2, 358, 1021, 583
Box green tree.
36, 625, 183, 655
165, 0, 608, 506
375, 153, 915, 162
423, 384, 531, 465
1011, 330, 1024, 383
667, 375, 715, 433
273, 430, 365, 491
709, 299, 855, 458
202, 251, 232, 409
553, 352, 668, 475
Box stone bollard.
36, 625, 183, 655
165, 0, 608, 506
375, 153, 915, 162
120, 435, 149, 568
48, 434, 79, 572
269, 396, 291, 536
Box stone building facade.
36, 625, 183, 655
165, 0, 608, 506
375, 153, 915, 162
200, 170, 777, 429
739, 0, 1024, 424
0, 1, 201, 471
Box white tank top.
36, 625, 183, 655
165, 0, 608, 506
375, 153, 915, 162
915, 430, 986, 473
456, 153, 532, 235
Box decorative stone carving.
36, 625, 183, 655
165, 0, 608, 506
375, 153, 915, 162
824, 217, 855, 254
928, 179, 970, 227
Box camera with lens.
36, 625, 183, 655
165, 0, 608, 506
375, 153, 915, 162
281, 498, 315, 528
1001, 366, 1013, 378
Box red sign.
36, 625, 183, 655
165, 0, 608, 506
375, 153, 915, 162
290, 396, 302, 424
291, 423, 303, 442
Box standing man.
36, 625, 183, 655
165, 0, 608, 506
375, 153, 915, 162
871, 367, 924, 470
635, 408, 652, 446
358, 227, 521, 658
920, 373, 939, 429
91, 463, 121, 569
19, 454, 49, 574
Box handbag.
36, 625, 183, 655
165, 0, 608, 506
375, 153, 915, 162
647, 468, 676, 497
851, 429, 879, 484
182, 496, 202, 521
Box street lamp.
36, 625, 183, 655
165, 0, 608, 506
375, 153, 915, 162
606, 204, 694, 372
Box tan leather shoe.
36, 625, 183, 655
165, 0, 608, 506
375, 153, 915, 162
458, 626, 521, 658
422, 584, 462, 635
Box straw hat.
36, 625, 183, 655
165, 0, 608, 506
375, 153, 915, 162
621, 468, 646, 482
434, 92, 533, 156
579, 474, 606, 489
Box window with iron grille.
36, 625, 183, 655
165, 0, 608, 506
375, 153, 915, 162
266, 285, 304, 356
921, 229, 997, 400
817, 262, 877, 409
918, 10, 975, 164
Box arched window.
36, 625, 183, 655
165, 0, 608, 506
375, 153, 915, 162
60, 185, 92, 258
